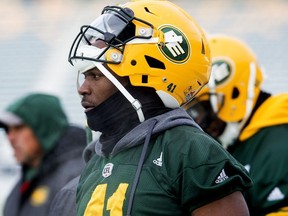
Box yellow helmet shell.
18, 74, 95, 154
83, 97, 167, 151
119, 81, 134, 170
107, 0, 211, 107
198, 35, 264, 122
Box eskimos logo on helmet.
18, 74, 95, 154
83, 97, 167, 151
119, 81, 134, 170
211, 59, 234, 86
158, 25, 190, 64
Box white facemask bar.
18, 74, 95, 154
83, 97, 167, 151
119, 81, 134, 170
127, 33, 182, 45
94, 62, 145, 123
208, 70, 218, 113
238, 62, 256, 130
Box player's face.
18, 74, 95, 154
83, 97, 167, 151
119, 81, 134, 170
188, 100, 226, 139
78, 67, 129, 112
7, 125, 42, 167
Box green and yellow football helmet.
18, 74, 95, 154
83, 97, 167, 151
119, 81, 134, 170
188, 34, 264, 147
68, 0, 211, 121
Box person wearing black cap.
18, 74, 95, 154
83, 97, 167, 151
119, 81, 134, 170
0, 92, 87, 216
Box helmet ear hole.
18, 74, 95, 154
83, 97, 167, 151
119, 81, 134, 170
232, 87, 240, 99
142, 75, 148, 83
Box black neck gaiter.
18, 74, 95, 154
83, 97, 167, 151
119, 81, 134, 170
85, 85, 171, 155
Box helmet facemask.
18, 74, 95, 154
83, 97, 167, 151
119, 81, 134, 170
68, 5, 154, 70
68, 6, 156, 123
187, 95, 226, 141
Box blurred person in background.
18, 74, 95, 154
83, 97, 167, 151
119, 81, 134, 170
48, 138, 97, 216
0, 93, 87, 216
187, 34, 288, 216
68, 0, 253, 215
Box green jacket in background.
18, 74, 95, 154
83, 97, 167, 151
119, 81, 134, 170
5, 93, 69, 154
229, 93, 288, 216
2, 93, 87, 216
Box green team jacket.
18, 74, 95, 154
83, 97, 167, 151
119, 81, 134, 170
229, 94, 288, 216
77, 109, 252, 216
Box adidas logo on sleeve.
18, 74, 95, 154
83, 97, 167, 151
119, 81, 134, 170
267, 187, 285, 201
215, 169, 229, 184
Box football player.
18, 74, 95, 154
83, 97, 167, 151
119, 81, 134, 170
188, 34, 288, 215
68, 1, 253, 215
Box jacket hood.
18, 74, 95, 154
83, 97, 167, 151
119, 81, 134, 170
42, 125, 87, 170
2, 93, 69, 154
83, 139, 98, 163
240, 93, 288, 141
24, 125, 87, 181
94, 108, 202, 157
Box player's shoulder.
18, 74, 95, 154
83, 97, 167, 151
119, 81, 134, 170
157, 124, 222, 152
152, 125, 232, 173
164, 124, 217, 143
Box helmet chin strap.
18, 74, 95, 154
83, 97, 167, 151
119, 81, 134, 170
94, 62, 145, 123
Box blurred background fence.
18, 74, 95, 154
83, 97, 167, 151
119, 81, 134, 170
0, 0, 287, 214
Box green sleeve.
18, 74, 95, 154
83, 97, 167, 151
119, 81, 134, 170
161, 126, 253, 214
231, 124, 288, 215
